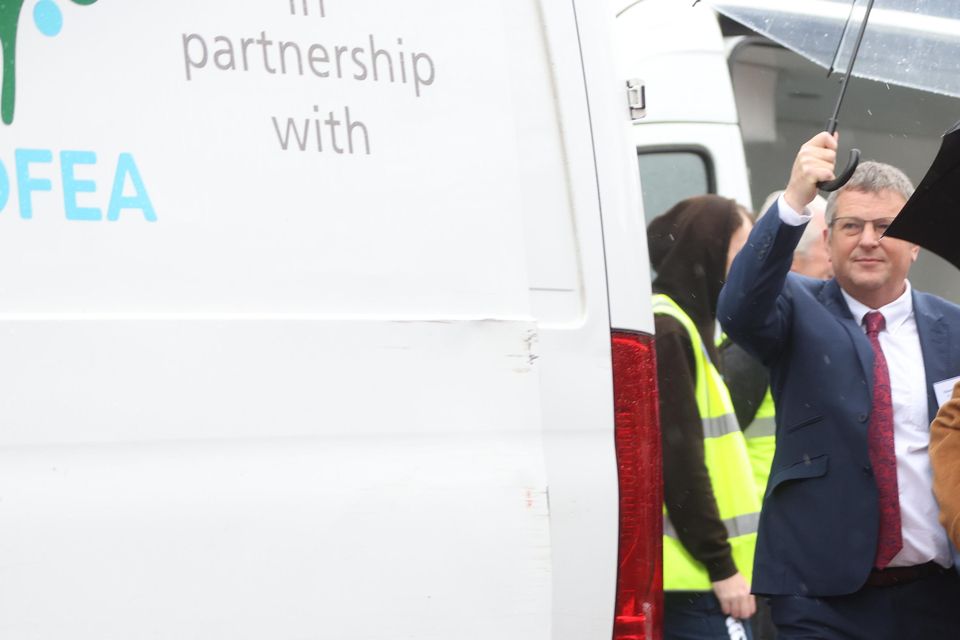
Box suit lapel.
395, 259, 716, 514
819, 279, 875, 390
914, 291, 948, 420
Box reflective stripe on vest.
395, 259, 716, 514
663, 511, 761, 540
744, 387, 776, 503
653, 294, 760, 591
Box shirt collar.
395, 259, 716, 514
841, 280, 914, 333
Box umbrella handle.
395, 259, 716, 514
818, 148, 860, 192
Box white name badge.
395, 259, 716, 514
934, 376, 960, 409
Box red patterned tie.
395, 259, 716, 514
864, 311, 902, 569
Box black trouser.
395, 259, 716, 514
751, 597, 777, 640
768, 569, 960, 639
664, 592, 753, 640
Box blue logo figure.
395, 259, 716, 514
34, 0, 64, 37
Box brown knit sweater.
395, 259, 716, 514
931, 380, 960, 549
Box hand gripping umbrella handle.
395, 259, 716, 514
818, 148, 860, 192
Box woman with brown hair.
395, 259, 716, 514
648, 195, 758, 640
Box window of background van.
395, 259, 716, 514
637, 148, 715, 224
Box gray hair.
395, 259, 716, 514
796, 211, 825, 256
760, 190, 826, 256
824, 161, 915, 226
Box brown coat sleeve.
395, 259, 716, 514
931, 380, 960, 549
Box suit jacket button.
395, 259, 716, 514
863, 464, 872, 474
858, 413, 868, 423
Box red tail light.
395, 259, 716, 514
611, 330, 663, 640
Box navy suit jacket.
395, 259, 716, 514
718, 203, 960, 596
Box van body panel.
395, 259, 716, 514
578, 1, 654, 334
0, 318, 555, 639
531, 2, 647, 637
2, 434, 551, 639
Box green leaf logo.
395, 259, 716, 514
1, 0, 99, 125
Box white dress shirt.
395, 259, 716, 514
778, 195, 952, 568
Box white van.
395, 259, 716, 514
0, 2, 662, 639
615, 0, 960, 302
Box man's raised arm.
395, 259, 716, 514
718, 132, 838, 362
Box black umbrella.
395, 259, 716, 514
883, 121, 960, 269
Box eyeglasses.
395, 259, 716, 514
830, 216, 896, 237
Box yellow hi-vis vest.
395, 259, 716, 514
653, 294, 760, 591
744, 388, 776, 505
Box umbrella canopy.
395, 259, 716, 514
884, 121, 960, 269
709, 0, 960, 98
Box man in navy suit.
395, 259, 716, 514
719, 132, 960, 639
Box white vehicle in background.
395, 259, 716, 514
0, 1, 664, 639
615, 0, 960, 303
